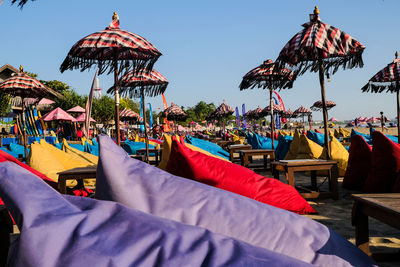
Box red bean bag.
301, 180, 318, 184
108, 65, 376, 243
166, 137, 315, 214
342, 135, 372, 191
363, 131, 400, 193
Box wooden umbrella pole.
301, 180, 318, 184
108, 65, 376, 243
269, 87, 275, 149
21, 97, 27, 159
397, 80, 400, 144
318, 57, 330, 159
141, 88, 150, 163
113, 60, 121, 146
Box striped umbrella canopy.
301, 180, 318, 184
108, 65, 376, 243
243, 109, 253, 119
362, 52, 400, 142
239, 59, 294, 90
328, 117, 339, 122
67, 106, 86, 113
119, 108, 142, 122
282, 109, 297, 119
41, 107, 76, 122
310, 100, 336, 111
163, 103, 187, 122
275, 6, 365, 158
213, 101, 234, 118
60, 12, 162, 147
107, 69, 168, 98
250, 107, 264, 120
262, 103, 284, 115
75, 113, 96, 122
294, 106, 312, 115
366, 116, 379, 123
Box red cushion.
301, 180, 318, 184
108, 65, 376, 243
342, 135, 372, 191
363, 131, 400, 193
166, 137, 315, 214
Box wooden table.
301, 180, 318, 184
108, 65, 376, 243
240, 149, 275, 170
228, 144, 252, 161
272, 159, 339, 200
136, 148, 161, 165
57, 166, 97, 194
352, 193, 400, 260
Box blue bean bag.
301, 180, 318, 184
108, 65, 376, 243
275, 135, 293, 160
9, 143, 28, 157
0, 162, 313, 267
306, 130, 325, 147
351, 129, 373, 145
1, 137, 17, 145
54, 143, 63, 150
44, 136, 57, 145
94, 135, 375, 267
0, 147, 20, 158
69, 143, 85, 152
27, 136, 41, 145
185, 136, 229, 160
370, 127, 398, 143
123, 140, 155, 155
84, 141, 99, 156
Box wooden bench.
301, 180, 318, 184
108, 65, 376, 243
227, 144, 252, 161
352, 193, 400, 261
57, 166, 97, 194
272, 159, 339, 200
136, 148, 161, 165
239, 149, 275, 170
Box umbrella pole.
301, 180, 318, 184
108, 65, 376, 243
318, 57, 330, 159
113, 60, 121, 146
21, 97, 27, 159
397, 81, 400, 144
141, 88, 150, 163
269, 88, 275, 149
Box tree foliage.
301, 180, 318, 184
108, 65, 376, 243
0, 91, 11, 117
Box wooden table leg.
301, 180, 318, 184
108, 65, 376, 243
311, 170, 317, 191
58, 175, 67, 194
263, 155, 268, 170
286, 168, 295, 187
155, 151, 159, 166
272, 165, 279, 180
329, 165, 339, 200
352, 202, 371, 256
240, 152, 244, 166
244, 154, 249, 167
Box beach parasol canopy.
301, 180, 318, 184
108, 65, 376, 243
240, 59, 293, 149
294, 106, 312, 130
120, 108, 141, 122
310, 100, 336, 111
163, 103, 187, 122
75, 113, 96, 122
60, 12, 162, 146
262, 103, 284, 115
366, 116, 379, 123
67, 106, 86, 113
41, 107, 77, 122
282, 109, 297, 119
275, 6, 365, 158
213, 101, 234, 118
328, 117, 339, 122
0, 66, 63, 157
108, 69, 168, 98
251, 107, 264, 120
362, 52, 400, 142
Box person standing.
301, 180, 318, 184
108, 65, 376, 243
380, 111, 388, 132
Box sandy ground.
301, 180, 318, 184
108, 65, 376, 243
253, 162, 400, 267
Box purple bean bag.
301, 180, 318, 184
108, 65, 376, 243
0, 162, 312, 267
95, 135, 375, 267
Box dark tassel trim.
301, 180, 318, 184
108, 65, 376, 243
361, 82, 399, 93
239, 78, 293, 91
274, 51, 364, 87
107, 83, 168, 99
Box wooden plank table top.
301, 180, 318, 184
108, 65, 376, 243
352, 193, 400, 260
272, 159, 338, 167
228, 144, 252, 161
57, 166, 97, 194
240, 149, 275, 170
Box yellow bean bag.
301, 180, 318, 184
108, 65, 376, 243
326, 134, 349, 177
232, 134, 244, 144
340, 128, 351, 138
284, 130, 301, 160
296, 134, 324, 160
158, 134, 230, 170
138, 137, 160, 149
334, 129, 340, 138
62, 139, 98, 165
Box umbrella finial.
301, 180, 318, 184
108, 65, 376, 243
108, 12, 120, 29
314, 6, 319, 15
112, 12, 118, 20
396, 51, 399, 59
19, 65, 24, 72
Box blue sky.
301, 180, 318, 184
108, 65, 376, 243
1, 0, 399, 120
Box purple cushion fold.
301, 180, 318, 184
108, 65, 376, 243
0, 162, 313, 267
95, 135, 375, 267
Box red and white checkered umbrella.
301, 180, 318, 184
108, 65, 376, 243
107, 69, 168, 98
262, 103, 284, 114
282, 109, 297, 119
294, 106, 312, 115
275, 6, 365, 157
214, 101, 234, 118
60, 12, 162, 147
250, 107, 264, 120
120, 108, 142, 122
240, 59, 293, 90
310, 100, 336, 111
163, 103, 187, 122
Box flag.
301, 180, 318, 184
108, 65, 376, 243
273, 91, 287, 124
148, 103, 153, 129
139, 94, 145, 132
273, 97, 282, 129
162, 94, 170, 132
235, 107, 240, 126
242, 104, 247, 128
84, 70, 97, 138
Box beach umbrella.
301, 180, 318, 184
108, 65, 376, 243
60, 12, 162, 146
310, 100, 336, 111
163, 103, 187, 133
75, 113, 96, 122
366, 116, 379, 123
41, 107, 77, 122
213, 101, 234, 137
362, 52, 400, 143
328, 117, 339, 122
294, 106, 312, 131
275, 6, 365, 158
67, 106, 86, 114
251, 107, 264, 120
282, 109, 297, 120
107, 69, 168, 162
240, 59, 293, 149
120, 108, 141, 122
0, 66, 63, 157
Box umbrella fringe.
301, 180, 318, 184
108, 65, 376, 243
361, 82, 398, 93
60, 56, 159, 76
275, 51, 364, 82
110, 83, 168, 99
239, 78, 293, 91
